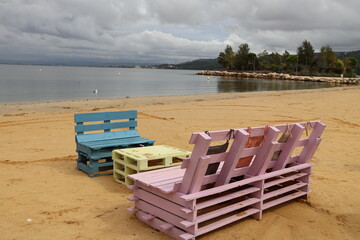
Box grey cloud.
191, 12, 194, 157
0, 0, 359, 65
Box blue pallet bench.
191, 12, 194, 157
74, 110, 155, 177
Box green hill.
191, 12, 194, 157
157, 58, 221, 70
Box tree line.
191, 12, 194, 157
218, 40, 358, 77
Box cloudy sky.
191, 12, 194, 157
0, 0, 359, 65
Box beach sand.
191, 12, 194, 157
1, 86, 359, 240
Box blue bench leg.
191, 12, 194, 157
76, 153, 113, 177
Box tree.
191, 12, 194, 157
286, 55, 298, 73
281, 50, 290, 72
218, 45, 235, 70
247, 53, 257, 71
343, 57, 358, 77
297, 40, 314, 70
269, 52, 282, 72
319, 45, 337, 73
257, 50, 269, 71
235, 43, 250, 70
333, 59, 344, 74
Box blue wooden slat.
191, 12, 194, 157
74, 110, 137, 123
82, 137, 155, 150
76, 130, 140, 143
75, 120, 137, 133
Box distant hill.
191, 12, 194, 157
157, 58, 221, 70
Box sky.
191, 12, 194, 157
0, 0, 359, 65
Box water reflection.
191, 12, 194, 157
217, 77, 332, 93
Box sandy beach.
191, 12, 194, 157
1, 86, 359, 240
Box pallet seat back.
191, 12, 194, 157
175, 120, 325, 194
75, 110, 138, 143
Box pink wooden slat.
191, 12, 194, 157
262, 163, 313, 180
127, 207, 138, 212
181, 176, 263, 201
196, 208, 260, 236
135, 210, 192, 240
134, 181, 189, 206
184, 152, 227, 168
263, 182, 308, 200
149, 176, 183, 188
215, 129, 249, 186
181, 158, 190, 168
264, 172, 308, 188
297, 121, 325, 164
262, 191, 309, 210
190, 130, 232, 142
196, 187, 260, 210
158, 182, 182, 194
188, 156, 211, 193
129, 165, 182, 181
131, 168, 184, 186
140, 213, 155, 221
272, 123, 305, 171
135, 200, 195, 233
134, 188, 193, 220
179, 132, 212, 194
159, 223, 174, 231
196, 198, 260, 223
247, 126, 280, 176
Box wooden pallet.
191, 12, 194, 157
113, 145, 191, 186
74, 110, 155, 177
127, 121, 325, 239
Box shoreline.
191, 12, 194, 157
1, 86, 358, 114
198, 70, 360, 84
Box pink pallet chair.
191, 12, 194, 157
127, 121, 326, 240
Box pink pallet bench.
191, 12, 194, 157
127, 121, 326, 240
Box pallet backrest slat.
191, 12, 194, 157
74, 110, 139, 143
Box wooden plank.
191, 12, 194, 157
215, 129, 249, 186
75, 120, 137, 133
134, 181, 189, 206
297, 121, 326, 164
196, 187, 260, 210
196, 208, 260, 236
262, 191, 308, 210
135, 200, 195, 233
188, 156, 212, 193
81, 137, 154, 149
134, 188, 192, 220
196, 198, 260, 223
263, 182, 308, 200
247, 126, 280, 176
272, 123, 305, 171
181, 177, 263, 201
128, 166, 183, 182
134, 210, 192, 240
264, 172, 308, 188
179, 132, 211, 194
76, 130, 141, 143
74, 110, 137, 122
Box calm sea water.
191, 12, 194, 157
0, 64, 332, 103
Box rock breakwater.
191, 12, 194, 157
198, 71, 360, 85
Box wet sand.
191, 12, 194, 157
0, 86, 359, 240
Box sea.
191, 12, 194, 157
0, 64, 332, 103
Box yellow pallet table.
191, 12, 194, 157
113, 145, 191, 186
